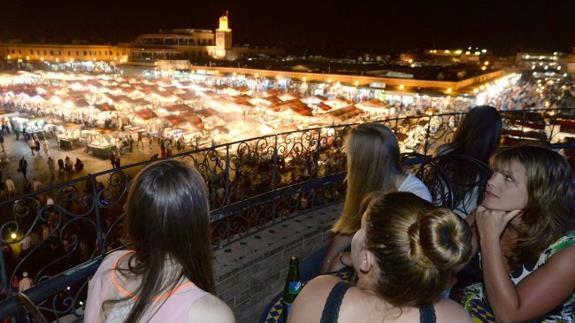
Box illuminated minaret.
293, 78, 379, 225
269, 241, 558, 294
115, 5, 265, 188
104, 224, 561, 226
215, 11, 232, 58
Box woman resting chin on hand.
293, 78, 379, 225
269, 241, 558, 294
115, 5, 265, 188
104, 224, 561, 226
464, 146, 575, 322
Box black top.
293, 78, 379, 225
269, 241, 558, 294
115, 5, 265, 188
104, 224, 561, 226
319, 281, 437, 323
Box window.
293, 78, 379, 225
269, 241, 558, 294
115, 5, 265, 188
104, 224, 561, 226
83, 51, 87, 56
18, 50, 21, 54
76, 51, 80, 56
49, 50, 54, 55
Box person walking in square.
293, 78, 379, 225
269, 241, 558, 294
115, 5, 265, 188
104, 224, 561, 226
18, 272, 33, 292
5, 176, 17, 198
32, 177, 42, 192
47, 156, 56, 180
58, 158, 65, 175
64, 156, 73, 173
33, 136, 41, 155
18, 157, 28, 179
27, 138, 36, 156
110, 151, 117, 169
74, 158, 84, 173
43, 138, 49, 156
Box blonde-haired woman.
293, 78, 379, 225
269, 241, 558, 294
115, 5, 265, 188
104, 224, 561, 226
321, 123, 431, 273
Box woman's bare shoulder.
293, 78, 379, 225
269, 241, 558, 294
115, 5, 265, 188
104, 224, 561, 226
188, 293, 235, 323
287, 275, 344, 323
435, 298, 472, 323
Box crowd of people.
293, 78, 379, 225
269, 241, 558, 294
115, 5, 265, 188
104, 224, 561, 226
482, 73, 575, 112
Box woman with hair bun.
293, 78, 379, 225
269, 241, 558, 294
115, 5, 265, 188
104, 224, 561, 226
85, 160, 234, 323
289, 192, 472, 323
464, 145, 575, 322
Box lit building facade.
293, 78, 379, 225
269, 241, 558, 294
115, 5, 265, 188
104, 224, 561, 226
424, 48, 490, 64
128, 28, 216, 62
516, 52, 569, 77
0, 12, 281, 66
0, 43, 128, 63
127, 12, 280, 62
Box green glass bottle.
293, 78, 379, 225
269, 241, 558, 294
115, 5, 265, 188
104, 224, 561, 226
281, 256, 302, 321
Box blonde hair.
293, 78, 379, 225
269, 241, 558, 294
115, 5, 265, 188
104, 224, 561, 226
331, 123, 402, 234
364, 192, 471, 307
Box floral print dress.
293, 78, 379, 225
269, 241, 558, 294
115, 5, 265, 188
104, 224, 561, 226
463, 231, 575, 322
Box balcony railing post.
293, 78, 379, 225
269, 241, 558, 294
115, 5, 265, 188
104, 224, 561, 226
89, 174, 105, 256
423, 115, 432, 155
314, 128, 321, 180
224, 144, 231, 208
520, 110, 526, 135
0, 242, 8, 298
271, 135, 279, 191
311, 128, 322, 208
271, 134, 279, 221
548, 112, 558, 142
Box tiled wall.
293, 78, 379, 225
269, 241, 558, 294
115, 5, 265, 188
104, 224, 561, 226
213, 203, 342, 323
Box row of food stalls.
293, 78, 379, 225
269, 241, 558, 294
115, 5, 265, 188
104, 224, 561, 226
0, 70, 486, 158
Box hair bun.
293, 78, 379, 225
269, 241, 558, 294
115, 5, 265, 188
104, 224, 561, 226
410, 209, 471, 271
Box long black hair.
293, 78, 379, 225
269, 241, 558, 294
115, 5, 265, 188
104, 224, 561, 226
447, 105, 502, 163
116, 159, 215, 322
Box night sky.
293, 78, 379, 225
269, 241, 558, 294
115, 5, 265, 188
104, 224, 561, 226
1, 0, 574, 55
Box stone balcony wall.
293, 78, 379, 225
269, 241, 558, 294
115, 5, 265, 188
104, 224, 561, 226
213, 203, 342, 323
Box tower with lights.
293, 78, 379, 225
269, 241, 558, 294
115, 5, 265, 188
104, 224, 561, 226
215, 11, 232, 58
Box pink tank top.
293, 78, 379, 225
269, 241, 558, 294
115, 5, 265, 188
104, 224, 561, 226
84, 250, 208, 323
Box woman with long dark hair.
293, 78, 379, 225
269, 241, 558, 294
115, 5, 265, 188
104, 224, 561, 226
433, 105, 502, 218
464, 146, 575, 321
436, 105, 502, 164
85, 160, 234, 323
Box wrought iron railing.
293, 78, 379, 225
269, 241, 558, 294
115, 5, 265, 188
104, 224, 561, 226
0, 108, 574, 321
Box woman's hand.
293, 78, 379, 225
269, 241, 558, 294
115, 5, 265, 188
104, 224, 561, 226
475, 205, 522, 241
328, 251, 352, 273
320, 234, 353, 274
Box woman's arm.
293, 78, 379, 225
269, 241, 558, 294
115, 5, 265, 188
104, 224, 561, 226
483, 242, 575, 322
320, 233, 353, 274
477, 207, 575, 321
464, 210, 479, 263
